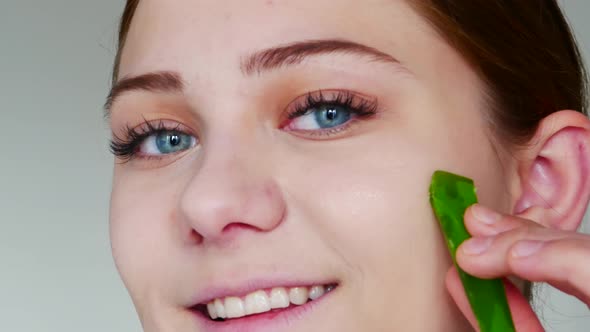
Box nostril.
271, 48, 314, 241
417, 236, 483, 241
189, 229, 203, 244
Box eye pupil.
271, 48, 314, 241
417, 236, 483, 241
326, 108, 338, 121
169, 134, 180, 146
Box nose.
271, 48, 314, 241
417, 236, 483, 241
178, 138, 286, 245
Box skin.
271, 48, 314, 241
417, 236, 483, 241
108, 0, 590, 331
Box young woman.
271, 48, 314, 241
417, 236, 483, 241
105, 0, 590, 331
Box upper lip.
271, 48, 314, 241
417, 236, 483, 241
189, 276, 339, 306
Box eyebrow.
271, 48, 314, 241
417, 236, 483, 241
240, 39, 399, 75
104, 39, 399, 118
103, 71, 184, 118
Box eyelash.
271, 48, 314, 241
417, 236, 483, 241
109, 119, 187, 162
284, 90, 379, 135
109, 90, 379, 162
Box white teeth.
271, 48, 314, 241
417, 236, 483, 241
289, 287, 309, 305
214, 298, 226, 319
205, 284, 334, 320
244, 290, 271, 315
309, 285, 325, 300
207, 302, 218, 319
224, 297, 245, 319
269, 287, 290, 309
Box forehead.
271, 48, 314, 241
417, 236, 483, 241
118, 0, 431, 78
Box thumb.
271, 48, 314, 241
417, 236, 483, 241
445, 267, 544, 332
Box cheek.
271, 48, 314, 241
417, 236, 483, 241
286, 137, 459, 327
286, 134, 452, 281
109, 171, 181, 296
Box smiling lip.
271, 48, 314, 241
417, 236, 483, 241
186, 277, 339, 332
189, 284, 338, 332
189, 278, 339, 306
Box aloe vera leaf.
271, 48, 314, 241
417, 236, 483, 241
429, 170, 516, 332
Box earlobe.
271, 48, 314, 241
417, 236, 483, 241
512, 110, 590, 231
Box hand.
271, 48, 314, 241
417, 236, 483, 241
445, 204, 590, 332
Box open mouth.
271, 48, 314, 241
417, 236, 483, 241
191, 283, 338, 322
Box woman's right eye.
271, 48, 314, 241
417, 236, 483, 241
110, 120, 199, 162
138, 130, 197, 156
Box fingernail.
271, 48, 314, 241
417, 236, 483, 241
471, 204, 502, 225
511, 240, 544, 258
462, 237, 493, 255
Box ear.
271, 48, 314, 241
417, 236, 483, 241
512, 110, 590, 231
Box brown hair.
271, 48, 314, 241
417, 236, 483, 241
109, 0, 588, 301
409, 0, 588, 147
111, 0, 139, 87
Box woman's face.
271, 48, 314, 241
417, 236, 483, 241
109, 0, 512, 331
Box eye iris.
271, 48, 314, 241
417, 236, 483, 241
156, 131, 192, 154
314, 105, 351, 128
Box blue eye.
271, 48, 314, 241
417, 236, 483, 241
283, 91, 378, 136
314, 105, 352, 128
140, 130, 197, 155
290, 105, 353, 131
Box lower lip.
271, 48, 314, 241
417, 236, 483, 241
190, 288, 336, 332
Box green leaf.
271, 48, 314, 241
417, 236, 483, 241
429, 170, 516, 332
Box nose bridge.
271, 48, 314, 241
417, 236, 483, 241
178, 128, 285, 243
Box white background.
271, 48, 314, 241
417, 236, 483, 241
0, 1, 588, 331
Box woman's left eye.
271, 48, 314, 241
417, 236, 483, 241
288, 104, 352, 131
282, 91, 378, 136
139, 130, 197, 155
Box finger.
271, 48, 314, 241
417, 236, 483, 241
445, 266, 544, 332
508, 238, 590, 306
445, 267, 479, 330
456, 225, 574, 279
502, 277, 544, 332
464, 204, 543, 237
